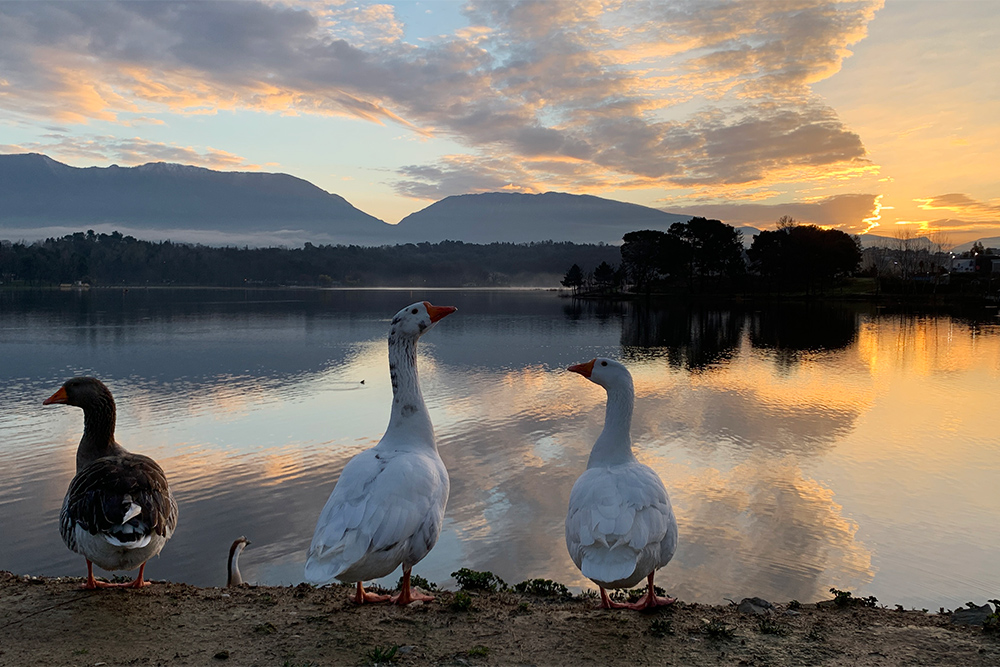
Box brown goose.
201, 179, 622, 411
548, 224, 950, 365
44, 377, 178, 589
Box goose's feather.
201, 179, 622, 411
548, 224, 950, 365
60, 453, 178, 571
566, 463, 677, 589
306, 445, 448, 585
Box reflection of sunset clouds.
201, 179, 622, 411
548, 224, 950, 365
641, 457, 873, 602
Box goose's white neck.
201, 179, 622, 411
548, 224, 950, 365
586, 381, 637, 468
383, 331, 435, 448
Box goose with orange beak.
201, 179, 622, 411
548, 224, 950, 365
565, 357, 678, 610
43, 377, 178, 590
306, 301, 456, 604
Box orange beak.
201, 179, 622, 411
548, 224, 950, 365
424, 302, 457, 323
43, 386, 69, 405
567, 359, 596, 378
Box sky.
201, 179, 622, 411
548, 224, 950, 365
1, 0, 998, 245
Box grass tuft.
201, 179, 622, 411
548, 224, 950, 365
513, 578, 570, 598
830, 587, 878, 608
451, 568, 507, 593
450, 591, 473, 611
364, 645, 398, 666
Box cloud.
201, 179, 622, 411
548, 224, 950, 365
915, 193, 1000, 217
663, 193, 880, 231
0, 0, 882, 199
6, 134, 258, 170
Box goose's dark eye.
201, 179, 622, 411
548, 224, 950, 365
601, 361, 607, 366
411, 308, 418, 314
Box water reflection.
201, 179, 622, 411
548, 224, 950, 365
0, 289, 997, 611
622, 304, 743, 370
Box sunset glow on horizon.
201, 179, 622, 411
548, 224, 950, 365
1, 1, 998, 245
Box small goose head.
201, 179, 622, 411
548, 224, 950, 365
389, 301, 457, 340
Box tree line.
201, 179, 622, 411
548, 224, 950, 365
0, 230, 620, 287
563, 216, 862, 295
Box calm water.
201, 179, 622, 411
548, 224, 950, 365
1, 288, 998, 610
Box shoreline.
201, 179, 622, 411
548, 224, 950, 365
1, 572, 996, 666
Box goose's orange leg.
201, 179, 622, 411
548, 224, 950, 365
390, 567, 435, 605
81, 560, 116, 589
352, 581, 390, 604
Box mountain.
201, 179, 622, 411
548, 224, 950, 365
391, 191, 692, 244
953, 236, 1000, 253
0, 153, 392, 245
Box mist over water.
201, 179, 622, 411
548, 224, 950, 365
1, 288, 998, 610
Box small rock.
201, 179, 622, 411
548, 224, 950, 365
398, 646, 416, 654
951, 603, 994, 626
213, 650, 230, 660
784, 609, 801, 616
737, 597, 774, 616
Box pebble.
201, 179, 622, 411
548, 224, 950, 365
736, 597, 774, 616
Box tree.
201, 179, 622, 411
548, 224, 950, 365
666, 217, 745, 288
561, 264, 584, 293
748, 224, 861, 293
593, 261, 617, 290
621, 230, 667, 293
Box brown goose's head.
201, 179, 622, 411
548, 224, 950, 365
43, 376, 114, 409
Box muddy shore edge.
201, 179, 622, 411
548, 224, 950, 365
1, 572, 997, 666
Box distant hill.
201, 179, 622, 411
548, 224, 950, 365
0, 153, 392, 244
953, 236, 1000, 253
391, 192, 692, 244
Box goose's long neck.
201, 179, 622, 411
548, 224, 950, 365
78, 395, 124, 470
586, 382, 637, 468
228, 541, 246, 587
384, 332, 435, 447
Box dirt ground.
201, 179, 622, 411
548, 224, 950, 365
1, 571, 997, 667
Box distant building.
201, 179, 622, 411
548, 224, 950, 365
952, 258, 976, 273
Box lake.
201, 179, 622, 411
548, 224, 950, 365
1, 287, 998, 610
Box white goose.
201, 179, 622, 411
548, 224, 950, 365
305, 301, 456, 604
44, 377, 178, 589
565, 358, 678, 610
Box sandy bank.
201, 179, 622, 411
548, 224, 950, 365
0, 572, 996, 666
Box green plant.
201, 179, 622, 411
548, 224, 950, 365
610, 584, 665, 603
365, 645, 399, 665
513, 578, 570, 597
704, 619, 734, 640
450, 591, 473, 611
757, 617, 786, 635
468, 646, 490, 657
451, 568, 507, 593
788, 600, 801, 610
830, 587, 878, 608
397, 573, 437, 592
580, 588, 599, 601
982, 600, 999, 633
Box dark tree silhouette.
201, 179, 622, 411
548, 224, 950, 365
561, 263, 585, 292
749, 224, 860, 293
621, 230, 667, 293
593, 261, 617, 290
666, 217, 745, 288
